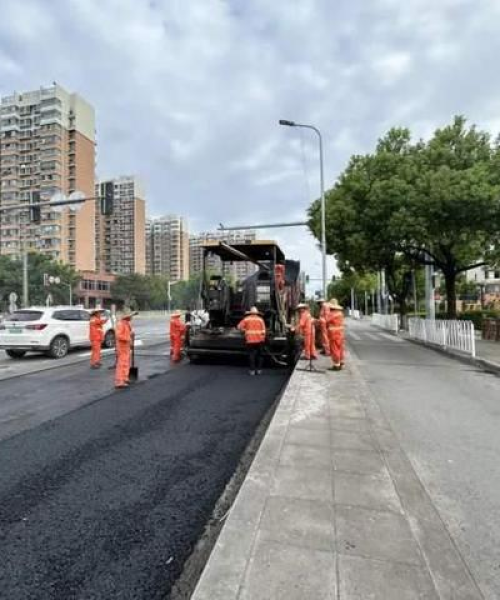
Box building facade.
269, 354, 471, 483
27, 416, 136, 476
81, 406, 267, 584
0, 84, 96, 271
189, 230, 257, 281
76, 270, 116, 308
95, 176, 146, 275
146, 215, 189, 281
466, 265, 500, 304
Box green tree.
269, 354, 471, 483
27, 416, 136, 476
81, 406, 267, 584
0, 253, 80, 309
327, 271, 378, 309
111, 274, 152, 310
310, 117, 500, 318
170, 275, 203, 310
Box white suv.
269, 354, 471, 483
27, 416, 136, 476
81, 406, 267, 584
0, 307, 115, 359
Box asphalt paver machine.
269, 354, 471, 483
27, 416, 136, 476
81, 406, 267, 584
186, 240, 303, 366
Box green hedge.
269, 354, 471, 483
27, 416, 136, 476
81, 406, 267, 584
459, 310, 500, 330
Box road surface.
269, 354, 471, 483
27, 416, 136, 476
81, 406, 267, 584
0, 353, 289, 599
347, 318, 500, 600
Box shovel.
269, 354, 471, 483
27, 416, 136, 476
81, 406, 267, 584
129, 337, 139, 382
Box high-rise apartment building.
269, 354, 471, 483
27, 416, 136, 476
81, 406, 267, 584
189, 230, 257, 281
146, 215, 189, 281
95, 176, 146, 275
0, 84, 96, 270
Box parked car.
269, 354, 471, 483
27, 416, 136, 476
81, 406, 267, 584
0, 306, 115, 359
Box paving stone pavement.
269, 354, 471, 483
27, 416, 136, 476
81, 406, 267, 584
192, 355, 485, 600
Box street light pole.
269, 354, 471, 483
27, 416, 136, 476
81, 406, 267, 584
279, 119, 327, 298
167, 280, 181, 313
21, 210, 29, 308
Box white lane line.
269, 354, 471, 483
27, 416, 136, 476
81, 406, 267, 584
78, 340, 144, 358
347, 331, 362, 341
378, 332, 404, 343
364, 333, 380, 341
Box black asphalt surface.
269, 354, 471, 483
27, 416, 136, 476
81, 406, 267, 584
0, 363, 289, 599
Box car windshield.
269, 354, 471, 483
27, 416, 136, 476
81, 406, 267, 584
8, 311, 44, 322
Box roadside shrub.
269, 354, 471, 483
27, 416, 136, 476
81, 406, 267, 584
459, 310, 500, 330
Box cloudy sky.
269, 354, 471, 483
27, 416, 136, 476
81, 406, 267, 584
1, 0, 500, 291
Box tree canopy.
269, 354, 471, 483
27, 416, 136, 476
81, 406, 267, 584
0, 253, 80, 310
309, 116, 500, 318
111, 274, 202, 311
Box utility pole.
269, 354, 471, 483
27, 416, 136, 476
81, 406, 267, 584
412, 270, 418, 314
22, 211, 29, 308
425, 258, 435, 320
279, 120, 327, 298
380, 270, 387, 314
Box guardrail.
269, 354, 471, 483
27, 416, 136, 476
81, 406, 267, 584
408, 317, 476, 357
372, 313, 400, 332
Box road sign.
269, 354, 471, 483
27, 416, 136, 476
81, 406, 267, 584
48, 276, 61, 285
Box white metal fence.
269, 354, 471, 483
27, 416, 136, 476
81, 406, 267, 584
408, 318, 476, 357
372, 313, 400, 333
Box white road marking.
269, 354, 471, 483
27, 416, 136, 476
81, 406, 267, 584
364, 333, 380, 341
347, 331, 362, 341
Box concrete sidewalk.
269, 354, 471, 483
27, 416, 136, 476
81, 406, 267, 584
192, 355, 483, 600
476, 337, 500, 365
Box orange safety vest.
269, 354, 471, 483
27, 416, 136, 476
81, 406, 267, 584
319, 303, 330, 320
170, 317, 186, 339
116, 319, 132, 345
327, 311, 344, 332
89, 315, 106, 342
298, 311, 314, 334
238, 314, 266, 344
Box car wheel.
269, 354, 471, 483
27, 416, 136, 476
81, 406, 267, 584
103, 330, 115, 349
49, 335, 69, 359
5, 349, 27, 359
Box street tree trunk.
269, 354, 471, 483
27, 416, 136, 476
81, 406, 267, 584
444, 270, 457, 319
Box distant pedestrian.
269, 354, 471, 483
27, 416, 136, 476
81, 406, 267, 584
237, 306, 266, 375
89, 309, 107, 369
115, 313, 135, 389
297, 303, 318, 360
327, 299, 345, 371
170, 311, 187, 362
185, 307, 192, 324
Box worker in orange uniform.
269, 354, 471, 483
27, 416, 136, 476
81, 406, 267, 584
89, 309, 107, 369
297, 303, 318, 360
170, 311, 187, 362
317, 298, 331, 356
237, 306, 267, 375
115, 313, 134, 389
327, 299, 345, 370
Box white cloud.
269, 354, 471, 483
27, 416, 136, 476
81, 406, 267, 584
0, 0, 499, 292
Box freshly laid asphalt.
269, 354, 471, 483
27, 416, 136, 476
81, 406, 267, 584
0, 362, 289, 599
